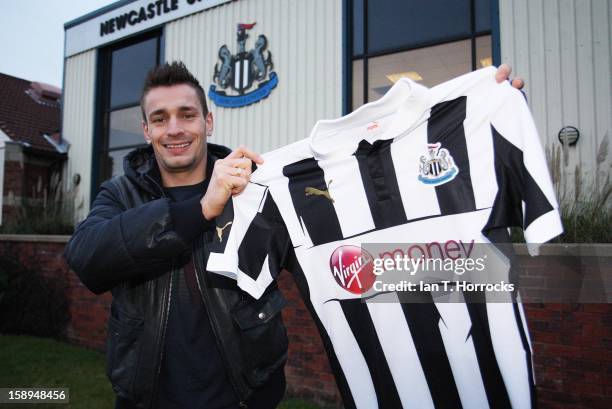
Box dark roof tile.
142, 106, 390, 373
0, 72, 61, 153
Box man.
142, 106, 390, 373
65, 61, 287, 409
64, 61, 522, 409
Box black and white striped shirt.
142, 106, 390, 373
208, 67, 562, 409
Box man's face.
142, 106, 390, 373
142, 84, 212, 182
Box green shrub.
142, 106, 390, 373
530, 135, 611, 243
0, 188, 74, 235
0, 198, 74, 235
0, 245, 70, 337
0, 165, 75, 234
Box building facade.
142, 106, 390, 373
62, 0, 610, 222
0, 73, 67, 228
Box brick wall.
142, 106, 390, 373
0, 237, 111, 350
2, 147, 64, 227
1, 237, 610, 408
525, 303, 612, 409
3, 161, 23, 198
2, 161, 23, 223
278, 272, 343, 407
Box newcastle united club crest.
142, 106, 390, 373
418, 143, 459, 186
208, 22, 278, 108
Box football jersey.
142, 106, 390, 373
207, 67, 563, 409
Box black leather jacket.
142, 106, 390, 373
64, 144, 288, 409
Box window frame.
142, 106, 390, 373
91, 28, 164, 199
344, 0, 500, 113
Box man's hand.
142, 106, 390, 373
201, 146, 264, 220
495, 63, 524, 89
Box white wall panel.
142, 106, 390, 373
164, 0, 342, 154
500, 0, 611, 195
0, 130, 9, 225
62, 50, 96, 222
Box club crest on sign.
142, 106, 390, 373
208, 22, 278, 108
418, 143, 459, 186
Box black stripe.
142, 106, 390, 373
398, 293, 463, 409
354, 139, 408, 229
313, 207, 494, 250
463, 298, 513, 409
237, 193, 288, 281
285, 249, 357, 409
484, 125, 553, 234
481, 228, 534, 407
209, 196, 235, 254
283, 158, 343, 246
427, 96, 476, 215
340, 299, 403, 409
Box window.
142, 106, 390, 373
349, 0, 496, 109
94, 30, 163, 189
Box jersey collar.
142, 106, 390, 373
309, 77, 430, 161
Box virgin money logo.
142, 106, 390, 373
329, 246, 376, 294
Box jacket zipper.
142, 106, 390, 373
143, 175, 173, 407
150, 266, 173, 408
192, 236, 248, 408
144, 173, 246, 407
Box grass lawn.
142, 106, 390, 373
0, 335, 321, 409
0, 335, 113, 408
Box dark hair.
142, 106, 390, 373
140, 61, 208, 122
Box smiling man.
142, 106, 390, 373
142, 83, 213, 185
65, 62, 288, 409
64, 60, 523, 409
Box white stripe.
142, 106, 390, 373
318, 156, 376, 237
435, 302, 490, 409
207, 183, 268, 298
207, 253, 238, 279
465, 89, 498, 210
242, 59, 249, 89
392, 121, 442, 220
257, 188, 269, 213
367, 300, 435, 409
236, 254, 273, 300
523, 210, 564, 254
490, 84, 560, 214
234, 60, 241, 90
267, 177, 311, 247
488, 303, 533, 409
315, 301, 378, 409
516, 299, 533, 352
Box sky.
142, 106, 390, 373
0, 0, 116, 88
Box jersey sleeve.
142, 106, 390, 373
207, 183, 292, 299
484, 83, 563, 255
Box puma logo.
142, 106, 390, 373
305, 180, 334, 203
216, 221, 233, 242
